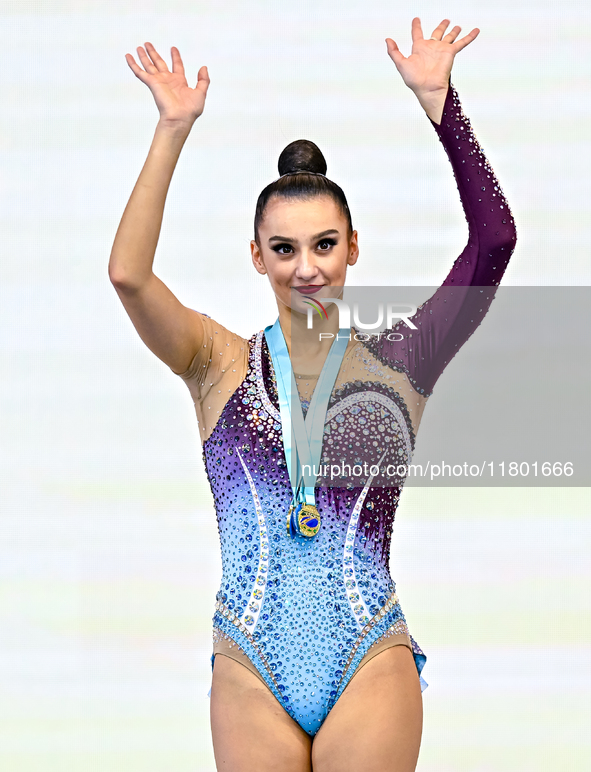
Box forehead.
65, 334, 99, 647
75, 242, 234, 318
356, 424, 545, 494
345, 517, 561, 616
260, 195, 346, 236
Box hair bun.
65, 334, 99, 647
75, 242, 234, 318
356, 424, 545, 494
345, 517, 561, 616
278, 139, 327, 177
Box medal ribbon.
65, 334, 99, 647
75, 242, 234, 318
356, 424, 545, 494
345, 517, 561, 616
265, 317, 350, 509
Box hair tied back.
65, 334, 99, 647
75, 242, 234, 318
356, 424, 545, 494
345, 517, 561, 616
253, 139, 353, 244
278, 139, 327, 177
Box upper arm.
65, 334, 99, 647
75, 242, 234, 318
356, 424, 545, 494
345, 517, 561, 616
110, 271, 207, 375
366, 282, 501, 397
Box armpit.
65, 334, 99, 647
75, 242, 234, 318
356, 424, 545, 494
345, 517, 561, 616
171, 312, 249, 443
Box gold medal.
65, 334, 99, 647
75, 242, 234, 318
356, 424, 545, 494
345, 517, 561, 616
287, 501, 321, 538
297, 503, 321, 537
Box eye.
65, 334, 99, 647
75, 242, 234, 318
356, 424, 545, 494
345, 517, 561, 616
317, 238, 337, 251
272, 243, 294, 255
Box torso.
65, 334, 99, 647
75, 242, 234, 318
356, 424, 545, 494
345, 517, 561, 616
202, 329, 428, 735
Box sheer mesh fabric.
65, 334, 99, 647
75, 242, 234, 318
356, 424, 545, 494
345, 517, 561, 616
174, 320, 428, 445
172, 312, 249, 445
213, 624, 413, 688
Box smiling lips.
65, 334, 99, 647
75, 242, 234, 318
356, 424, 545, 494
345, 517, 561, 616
293, 285, 324, 295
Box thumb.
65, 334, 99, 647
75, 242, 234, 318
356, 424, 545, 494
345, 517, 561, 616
385, 38, 405, 69
196, 65, 210, 93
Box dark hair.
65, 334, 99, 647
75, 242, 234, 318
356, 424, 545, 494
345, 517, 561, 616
254, 139, 353, 244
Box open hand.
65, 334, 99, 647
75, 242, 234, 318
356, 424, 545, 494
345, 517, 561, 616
125, 43, 210, 128
386, 18, 479, 97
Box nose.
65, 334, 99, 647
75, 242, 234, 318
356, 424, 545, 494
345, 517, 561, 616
295, 247, 320, 282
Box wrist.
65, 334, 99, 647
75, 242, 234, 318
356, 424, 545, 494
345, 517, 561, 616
412, 85, 449, 125
155, 117, 195, 140
412, 84, 448, 104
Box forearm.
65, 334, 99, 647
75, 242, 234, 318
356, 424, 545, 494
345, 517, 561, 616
429, 82, 517, 286
371, 82, 517, 398
108, 120, 192, 288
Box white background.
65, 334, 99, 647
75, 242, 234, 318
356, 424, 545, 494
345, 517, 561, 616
1, 1, 590, 769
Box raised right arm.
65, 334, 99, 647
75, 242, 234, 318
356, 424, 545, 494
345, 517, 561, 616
108, 43, 210, 375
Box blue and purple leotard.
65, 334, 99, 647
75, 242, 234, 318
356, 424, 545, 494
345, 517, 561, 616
174, 81, 517, 736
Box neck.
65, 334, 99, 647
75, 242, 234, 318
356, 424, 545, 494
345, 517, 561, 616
276, 296, 342, 358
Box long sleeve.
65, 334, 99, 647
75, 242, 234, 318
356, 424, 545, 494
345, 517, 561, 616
363, 81, 517, 396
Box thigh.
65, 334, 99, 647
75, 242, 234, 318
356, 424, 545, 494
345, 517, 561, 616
311, 645, 423, 772
210, 653, 312, 772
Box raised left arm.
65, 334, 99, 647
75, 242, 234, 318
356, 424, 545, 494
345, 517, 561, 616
360, 20, 517, 398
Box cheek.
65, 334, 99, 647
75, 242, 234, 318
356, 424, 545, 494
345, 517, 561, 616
264, 257, 291, 288
328, 248, 350, 277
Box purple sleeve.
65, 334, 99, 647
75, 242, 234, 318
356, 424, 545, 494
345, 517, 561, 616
363, 80, 517, 396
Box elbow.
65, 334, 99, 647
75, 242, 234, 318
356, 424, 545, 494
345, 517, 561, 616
494, 233, 517, 257
503, 217, 518, 250
108, 255, 125, 287
498, 212, 518, 251
482, 224, 517, 257
500, 229, 517, 257
108, 262, 149, 292
470, 213, 517, 257
108, 267, 134, 291
108, 264, 124, 287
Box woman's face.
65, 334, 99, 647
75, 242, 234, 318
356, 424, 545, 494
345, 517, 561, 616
251, 194, 359, 316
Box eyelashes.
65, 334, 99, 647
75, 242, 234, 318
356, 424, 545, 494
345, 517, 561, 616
271, 244, 293, 255
271, 238, 338, 255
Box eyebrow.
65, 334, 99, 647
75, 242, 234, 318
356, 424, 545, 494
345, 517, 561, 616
267, 229, 340, 244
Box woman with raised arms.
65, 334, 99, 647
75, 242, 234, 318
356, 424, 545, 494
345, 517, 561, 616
109, 17, 516, 772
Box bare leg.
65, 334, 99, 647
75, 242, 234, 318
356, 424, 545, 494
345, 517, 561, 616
210, 654, 312, 772
311, 645, 423, 772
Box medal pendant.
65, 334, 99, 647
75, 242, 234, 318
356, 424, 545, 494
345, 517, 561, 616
292, 502, 321, 538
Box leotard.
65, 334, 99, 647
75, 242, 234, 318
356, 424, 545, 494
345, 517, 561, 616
172, 81, 517, 736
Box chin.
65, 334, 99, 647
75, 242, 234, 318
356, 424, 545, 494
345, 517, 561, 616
287, 293, 313, 316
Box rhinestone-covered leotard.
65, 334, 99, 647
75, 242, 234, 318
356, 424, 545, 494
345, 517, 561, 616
173, 82, 517, 736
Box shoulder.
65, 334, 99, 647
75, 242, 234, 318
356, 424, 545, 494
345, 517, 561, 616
173, 310, 250, 382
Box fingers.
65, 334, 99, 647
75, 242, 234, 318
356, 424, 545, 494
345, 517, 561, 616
430, 18, 451, 41
411, 17, 423, 43
385, 38, 405, 68
125, 53, 150, 83
171, 46, 185, 74
453, 27, 480, 52
143, 41, 169, 72
136, 45, 158, 74
443, 25, 461, 44
196, 64, 210, 93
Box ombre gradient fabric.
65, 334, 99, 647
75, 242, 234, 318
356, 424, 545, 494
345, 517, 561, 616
174, 82, 517, 736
